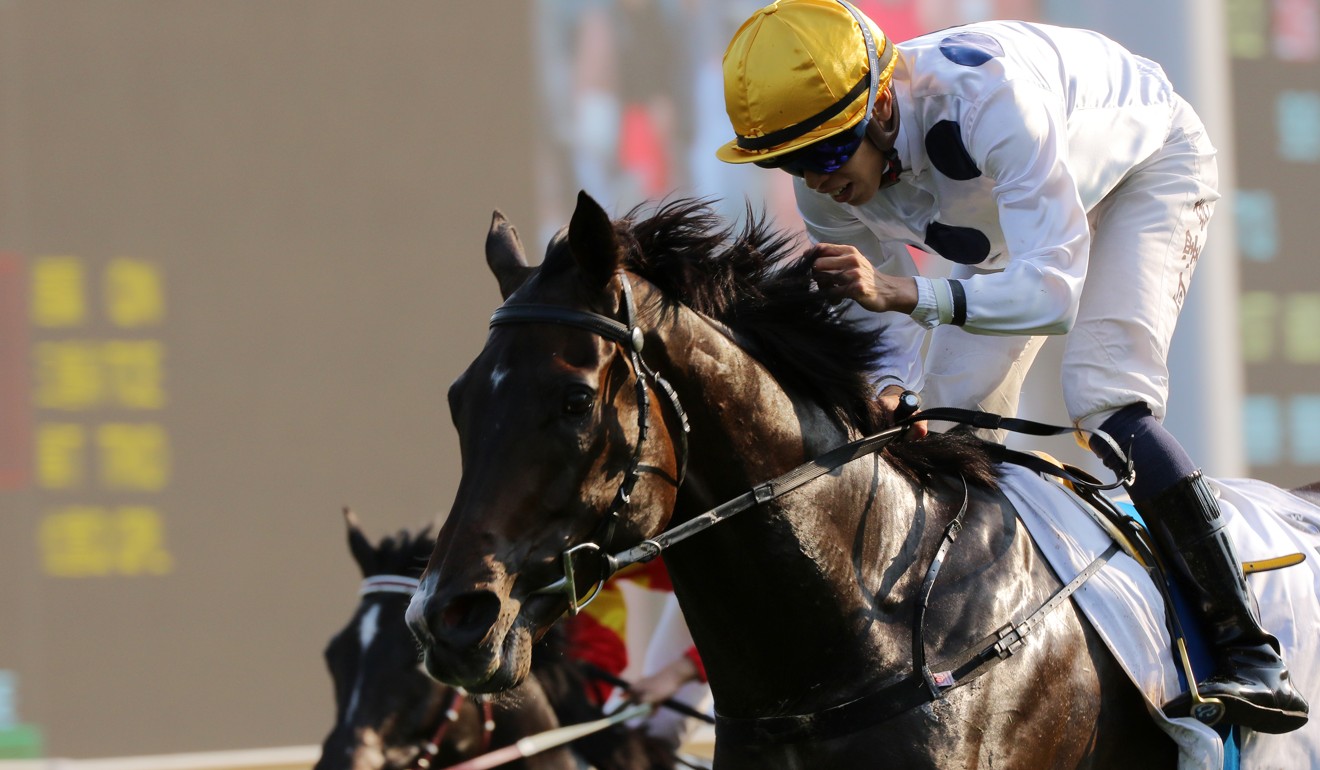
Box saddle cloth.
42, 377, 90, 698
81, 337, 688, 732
998, 465, 1320, 770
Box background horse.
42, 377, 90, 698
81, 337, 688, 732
403, 192, 1184, 769
317, 508, 672, 770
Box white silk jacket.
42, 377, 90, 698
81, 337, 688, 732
797, 21, 1180, 389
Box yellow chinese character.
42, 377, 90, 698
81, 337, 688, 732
1285, 294, 1320, 364
35, 423, 85, 489
1239, 291, 1277, 364
33, 341, 103, 410
97, 423, 169, 490
105, 258, 164, 327
102, 341, 166, 409
40, 506, 114, 577
113, 507, 173, 575
30, 256, 86, 328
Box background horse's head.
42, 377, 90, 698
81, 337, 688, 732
320, 508, 669, 770
317, 509, 454, 770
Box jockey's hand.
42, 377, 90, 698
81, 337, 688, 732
810, 243, 919, 314
625, 656, 699, 706
879, 384, 928, 439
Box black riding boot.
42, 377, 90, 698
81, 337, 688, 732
1136, 471, 1309, 733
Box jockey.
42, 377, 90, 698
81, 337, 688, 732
716, 0, 1308, 734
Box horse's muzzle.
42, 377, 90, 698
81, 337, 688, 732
406, 585, 521, 690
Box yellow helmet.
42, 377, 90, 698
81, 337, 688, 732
717, 0, 895, 165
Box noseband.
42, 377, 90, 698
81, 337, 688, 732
488, 271, 689, 615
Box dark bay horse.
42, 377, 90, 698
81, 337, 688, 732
317, 508, 672, 770
405, 192, 1179, 768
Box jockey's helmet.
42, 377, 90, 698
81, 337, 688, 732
717, 0, 896, 165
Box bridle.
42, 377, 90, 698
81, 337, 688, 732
358, 576, 494, 770
491, 271, 689, 615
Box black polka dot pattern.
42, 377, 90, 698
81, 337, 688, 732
925, 120, 981, 181
939, 31, 1004, 67
925, 221, 991, 264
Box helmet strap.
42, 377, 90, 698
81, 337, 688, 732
866, 90, 903, 189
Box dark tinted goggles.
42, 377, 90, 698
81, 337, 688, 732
753, 119, 868, 177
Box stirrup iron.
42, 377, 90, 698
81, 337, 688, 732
1174, 637, 1226, 726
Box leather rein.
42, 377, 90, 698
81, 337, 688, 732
492, 271, 1132, 743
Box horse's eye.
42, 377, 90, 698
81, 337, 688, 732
564, 389, 594, 415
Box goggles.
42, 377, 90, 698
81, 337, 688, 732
753, 118, 869, 177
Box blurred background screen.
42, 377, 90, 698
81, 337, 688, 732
0, 0, 1317, 762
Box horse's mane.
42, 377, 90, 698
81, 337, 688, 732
615, 197, 996, 488
618, 198, 880, 430
362, 526, 435, 579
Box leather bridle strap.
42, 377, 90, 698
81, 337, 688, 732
407, 689, 496, 769
489, 274, 690, 498
359, 574, 421, 597
409, 688, 463, 770
492, 272, 690, 614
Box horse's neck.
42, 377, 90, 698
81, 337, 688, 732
657, 308, 845, 479
652, 309, 957, 716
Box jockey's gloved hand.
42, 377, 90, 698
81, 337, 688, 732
879, 385, 928, 438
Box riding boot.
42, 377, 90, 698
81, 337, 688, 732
1136, 471, 1309, 733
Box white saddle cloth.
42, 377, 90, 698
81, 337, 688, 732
999, 465, 1320, 770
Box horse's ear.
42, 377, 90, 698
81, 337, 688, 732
344, 507, 377, 576
568, 191, 622, 287
486, 210, 534, 300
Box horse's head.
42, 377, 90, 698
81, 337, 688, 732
317, 509, 450, 770
406, 192, 685, 693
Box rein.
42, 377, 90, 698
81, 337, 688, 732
359, 576, 494, 769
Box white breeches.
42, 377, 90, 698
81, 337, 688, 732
922, 95, 1221, 437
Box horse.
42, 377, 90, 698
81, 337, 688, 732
403, 191, 1185, 769
1293, 482, 1320, 507
316, 508, 674, 770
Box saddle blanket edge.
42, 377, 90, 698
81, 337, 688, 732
998, 465, 1320, 770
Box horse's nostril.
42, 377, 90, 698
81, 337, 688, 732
435, 590, 502, 648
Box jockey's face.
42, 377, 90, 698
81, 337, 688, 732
802, 135, 887, 206
800, 87, 897, 207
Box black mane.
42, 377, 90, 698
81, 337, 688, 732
614, 197, 996, 489
363, 527, 435, 579
621, 197, 885, 433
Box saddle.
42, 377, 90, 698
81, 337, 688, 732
1026, 454, 1304, 670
